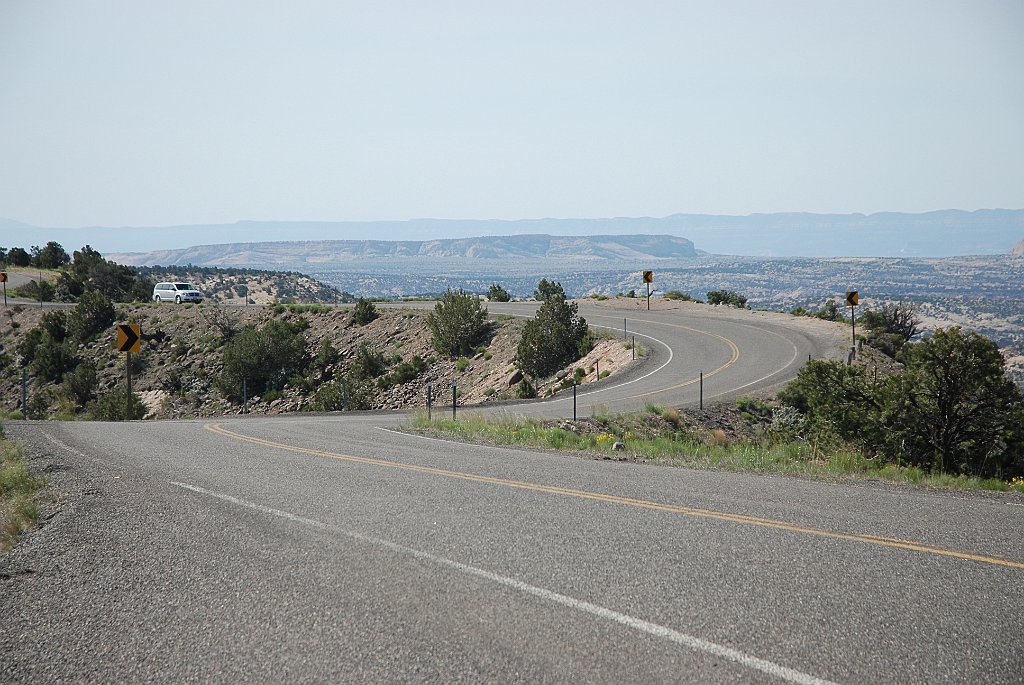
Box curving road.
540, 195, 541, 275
2, 302, 1022, 684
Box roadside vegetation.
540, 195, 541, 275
408, 323, 1024, 493
0, 422, 44, 551
407, 403, 1024, 494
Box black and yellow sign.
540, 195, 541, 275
642, 271, 654, 284
116, 323, 141, 353
845, 290, 859, 307
0, 272, 7, 283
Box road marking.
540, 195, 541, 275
204, 423, 1024, 571
170, 479, 837, 685
587, 314, 741, 401
481, 313, 677, 405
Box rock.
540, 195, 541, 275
555, 369, 569, 380
507, 369, 524, 387
612, 441, 625, 451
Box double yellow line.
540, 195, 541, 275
204, 423, 1024, 570
624, 318, 740, 400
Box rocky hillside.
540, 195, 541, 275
109, 234, 698, 268
0, 302, 639, 420
134, 266, 353, 305
1012, 238, 1024, 256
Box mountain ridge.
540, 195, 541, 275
6, 208, 1024, 258
108, 234, 699, 267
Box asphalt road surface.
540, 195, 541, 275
2, 303, 1022, 683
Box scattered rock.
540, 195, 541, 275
507, 369, 524, 387
612, 441, 625, 451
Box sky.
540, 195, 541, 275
1, 0, 1022, 232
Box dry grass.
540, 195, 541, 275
0, 436, 44, 552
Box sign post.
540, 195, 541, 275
572, 380, 577, 421
116, 323, 141, 414
845, 290, 859, 358
643, 271, 653, 310
1, 271, 7, 307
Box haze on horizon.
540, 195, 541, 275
1, 1, 1022, 235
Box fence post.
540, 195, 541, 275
452, 383, 457, 421
427, 382, 432, 421
243, 377, 248, 415
21, 368, 27, 418
699, 371, 704, 410
573, 380, 577, 421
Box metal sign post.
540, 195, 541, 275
452, 383, 457, 421
427, 383, 432, 421
115, 323, 142, 415
846, 291, 859, 360
1, 271, 7, 307
643, 271, 653, 310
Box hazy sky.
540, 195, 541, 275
1, 0, 1022, 229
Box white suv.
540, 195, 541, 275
153, 282, 204, 304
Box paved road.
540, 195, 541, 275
2, 304, 1022, 683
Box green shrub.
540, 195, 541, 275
217, 319, 308, 402
516, 378, 537, 399
455, 356, 470, 372
312, 339, 340, 375
516, 295, 590, 379
350, 343, 388, 379
706, 290, 748, 308
663, 290, 694, 301
533, 279, 565, 301
352, 298, 378, 325
426, 289, 490, 358
69, 290, 115, 342
64, 362, 98, 406
780, 329, 1024, 479
311, 375, 373, 411
379, 356, 426, 388
30, 335, 78, 384
89, 389, 147, 421
487, 284, 511, 302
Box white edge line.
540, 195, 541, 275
491, 311, 675, 405
704, 322, 801, 399
170, 480, 837, 685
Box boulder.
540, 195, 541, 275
507, 369, 524, 387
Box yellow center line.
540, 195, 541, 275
589, 314, 742, 400
203, 423, 1024, 570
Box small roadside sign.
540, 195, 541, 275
116, 323, 141, 353
0, 272, 7, 283
845, 291, 859, 307
642, 271, 654, 284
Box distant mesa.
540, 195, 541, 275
1011, 238, 1024, 256
109, 234, 699, 268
